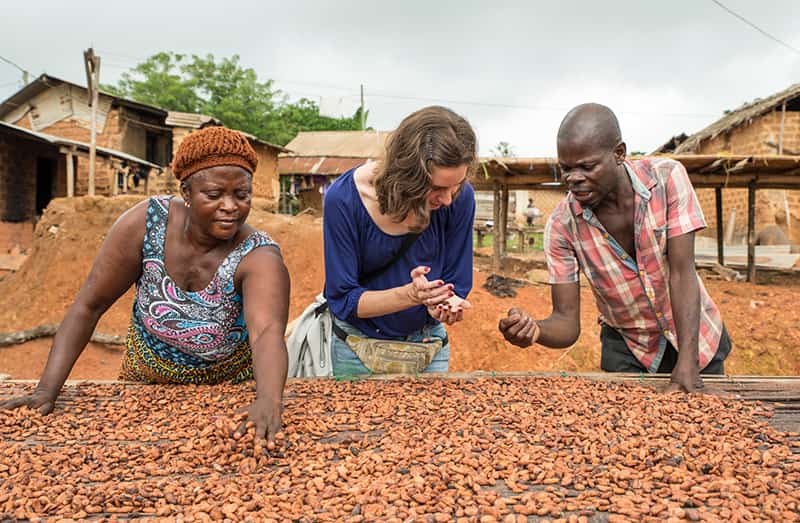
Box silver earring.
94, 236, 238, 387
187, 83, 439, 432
185, 201, 190, 208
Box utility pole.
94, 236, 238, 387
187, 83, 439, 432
360, 84, 365, 130
83, 48, 101, 196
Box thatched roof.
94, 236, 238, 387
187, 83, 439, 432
669, 83, 800, 154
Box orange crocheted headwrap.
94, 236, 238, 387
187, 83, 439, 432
171, 126, 258, 181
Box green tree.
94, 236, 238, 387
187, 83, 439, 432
273, 98, 366, 146
105, 52, 365, 145
491, 141, 515, 158
103, 52, 199, 113
182, 54, 280, 140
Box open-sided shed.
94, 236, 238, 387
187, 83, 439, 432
474, 154, 800, 281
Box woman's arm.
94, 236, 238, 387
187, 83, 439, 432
237, 246, 290, 448
356, 266, 451, 318
0, 201, 147, 414
324, 186, 449, 321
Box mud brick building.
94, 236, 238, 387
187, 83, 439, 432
0, 74, 172, 239
277, 130, 391, 213
0, 75, 287, 254
166, 111, 288, 205
657, 83, 800, 245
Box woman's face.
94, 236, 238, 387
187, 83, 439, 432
426, 163, 468, 211
181, 165, 253, 240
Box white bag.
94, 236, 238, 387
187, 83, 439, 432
286, 293, 333, 377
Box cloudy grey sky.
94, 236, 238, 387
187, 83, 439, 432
2, 1, 798, 155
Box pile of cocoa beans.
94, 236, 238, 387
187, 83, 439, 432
1, 377, 798, 522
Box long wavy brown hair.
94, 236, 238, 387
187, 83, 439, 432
374, 106, 477, 229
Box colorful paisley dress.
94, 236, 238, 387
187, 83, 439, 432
120, 196, 277, 384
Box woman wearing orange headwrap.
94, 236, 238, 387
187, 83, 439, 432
1, 126, 290, 446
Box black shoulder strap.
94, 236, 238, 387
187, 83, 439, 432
359, 233, 420, 285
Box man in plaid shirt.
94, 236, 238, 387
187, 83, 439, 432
499, 104, 731, 393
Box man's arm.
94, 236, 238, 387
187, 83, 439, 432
666, 231, 703, 392
500, 205, 582, 349
499, 282, 581, 348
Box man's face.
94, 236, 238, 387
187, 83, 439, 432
557, 139, 623, 209
426, 163, 468, 211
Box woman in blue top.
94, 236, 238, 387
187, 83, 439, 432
1, 127, 290, 447
324, 106, 477, 376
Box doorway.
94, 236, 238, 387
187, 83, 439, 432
36, 157, 56, 216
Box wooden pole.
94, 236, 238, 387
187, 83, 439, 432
360, 84, 365, 131
715, 187, 724, 265
779, 101, 786, 155
492, 182, 501, 270
747, 181, 757, 283
84, 48, 101, 197
66, 151, 74, 197
112, 162, 119, 196
500, 184, 509, 257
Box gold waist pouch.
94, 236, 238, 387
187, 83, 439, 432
345, 335, 443, 374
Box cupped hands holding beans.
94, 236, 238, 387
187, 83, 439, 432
407, 265, 471, 325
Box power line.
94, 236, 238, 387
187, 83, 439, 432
710, 0, 800, 55
89, 50, 720, 119
365, 91, 720, 119
0, 54, 32, 83
274, 80, 719, 119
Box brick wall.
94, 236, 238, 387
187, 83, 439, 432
13, 108, 170, 198
693, 109, 800, 244
698, 111, 800, 156
252, 146, 280, 202
0, 134, 61, 222
13, 108, 122, 150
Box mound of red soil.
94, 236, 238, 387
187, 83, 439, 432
1, 196, 799, 379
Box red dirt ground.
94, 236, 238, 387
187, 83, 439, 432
1, 196, 799, 379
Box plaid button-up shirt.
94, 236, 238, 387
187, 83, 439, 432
544, 158, 724, 372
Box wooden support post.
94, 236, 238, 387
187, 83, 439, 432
66, 151, 75, 197
112, 162, 119, 196
500, 184, 509, 257
715, 187, 724, 265
779, 101, 786, 155
492, 182, 501, 270
747, 181, 757, 283
84, 49, 101, 197
144, 168, 150, 195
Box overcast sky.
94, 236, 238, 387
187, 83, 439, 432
2, 1, 798, 155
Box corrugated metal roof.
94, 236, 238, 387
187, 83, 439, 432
165, 111, 220, 128
0, 120, 162, 170
283, 130, 391, 158
278, 156, 366, 176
